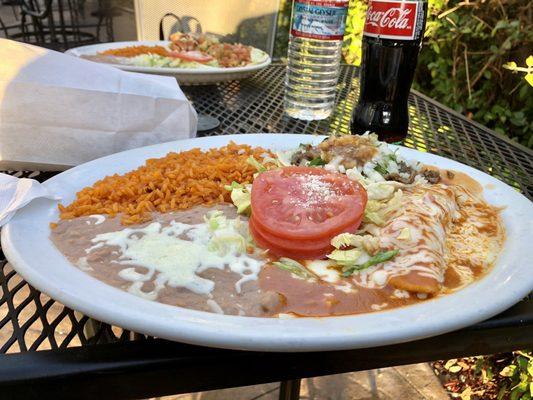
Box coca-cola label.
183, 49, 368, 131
363, 0, 422, 40
291, 1, 349, 41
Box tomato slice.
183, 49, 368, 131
168, 50, 214, 63
251, 167, 367, 240
249, 215, 358, 253
249, 216, 332, 259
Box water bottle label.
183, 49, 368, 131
363, 0, 423, 40
291, 1, 349, 40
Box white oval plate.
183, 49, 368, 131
2, 134, 532, 352
66, 41, 272, 85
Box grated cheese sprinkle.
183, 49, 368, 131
289, 175, 340, 208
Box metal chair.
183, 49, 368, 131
0, 0, 118, 51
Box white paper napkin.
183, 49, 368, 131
0, 39, 197, 171
0, 173, 59, 227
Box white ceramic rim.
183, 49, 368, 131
2, 134, 532, 352
65, 41, 272, 76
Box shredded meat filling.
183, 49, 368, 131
318, 135, 378, 168
384, 161, 417, 184
290, 144, 322, 165
421, 169, 442, 184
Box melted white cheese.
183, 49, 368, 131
392, 289, 410, 299
371, 303, 388, 311
86, 215, 263, 300
306, 260, 339, 283
353, 184, 458, 290
76, 256, 93, 272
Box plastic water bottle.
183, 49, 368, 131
284, 0, 349, 121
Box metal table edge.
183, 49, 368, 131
0, 315, 530, 399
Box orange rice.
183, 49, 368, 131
58, 142, 273, 225
100, 45, 171, 58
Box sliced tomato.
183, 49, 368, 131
168, 50, 214, 63
249, 216, 332, 259
249, 215, 358, 253
251, 167, 367, 240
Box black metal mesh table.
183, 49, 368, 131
0, 64, 532, 399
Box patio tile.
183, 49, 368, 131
393, 363, 449, 400
155, 363, 449, 400
155, 383, 279, 400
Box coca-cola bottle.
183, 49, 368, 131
350, 0, 428, 142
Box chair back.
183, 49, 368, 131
1, 0, 114, 51
133, 0, 279, 55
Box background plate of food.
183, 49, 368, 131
66, 34, 271, 84
2, 134, 532, 352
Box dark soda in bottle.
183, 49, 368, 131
350, 0, 428, 142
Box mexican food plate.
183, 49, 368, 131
66, 38, 271, 85
2, 134, 532, 351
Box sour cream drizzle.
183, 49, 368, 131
86, 217, 263, 300
354, 184, 459, 290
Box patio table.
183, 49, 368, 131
0, 64, 532, 400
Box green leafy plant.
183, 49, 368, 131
413, 0, 533, 148
342, 0, 448, 65
342, 0, 368, 66
498, 351, 533, 400
436, 351, 533, 399
342, 0, 533, 148
504, 56, 533, 87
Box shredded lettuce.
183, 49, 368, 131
363, 189, 403, 226
131, 54, 181, 68
203, 210, 227, 231
366, 182, 396, 201
178, 60, 217, 69
365, 200, 382, 213
397, 227, 411, 240
327, 249, 362, 266
224, 181, 243, 191
262, 156, 283, 168
363, 200, 386, 226
330, 233, 380, 255
272, 258, 315, 279
274, 150, 294, 167
224, 181, 251, 215
346, 167, 371, 187
331, 233, 359, 249
364, 210, 386, 226
385, 189, 403, 213
250, 48, 269, 64
231, 188, 251, 215
204, 211, 249, 256
208, 234, 247, 256
342, 249, 399, 277
131, 54, 221, 69
247, 156, 267, 173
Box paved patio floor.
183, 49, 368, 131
153, 363, 449, 399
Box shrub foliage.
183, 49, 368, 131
342, 0, 533, 148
